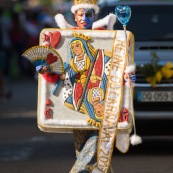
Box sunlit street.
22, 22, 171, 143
0, 79, 173, 173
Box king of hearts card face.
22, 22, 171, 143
35, 29, 134, 134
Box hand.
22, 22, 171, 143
39, 66, 48, 74
60, 74, 65, 80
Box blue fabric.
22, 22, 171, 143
36, 65, 44, 72
130, 74, 136, 83
73, 134, 98, 172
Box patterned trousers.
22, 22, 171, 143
70, 130, 114, 173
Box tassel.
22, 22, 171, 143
124, 64, 136, 73
130, 134, 142, 146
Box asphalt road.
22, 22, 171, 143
0, 118, 173, 173
0, 78, 173, 173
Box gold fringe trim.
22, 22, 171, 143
87, 118, 101, 128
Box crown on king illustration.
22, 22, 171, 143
71, 0, 99, 14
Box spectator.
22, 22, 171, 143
0, 7, 12, 102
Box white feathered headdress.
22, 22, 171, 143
71, 0, 99, 14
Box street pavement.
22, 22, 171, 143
0, 78, 173, 173
0, 77, 38, 118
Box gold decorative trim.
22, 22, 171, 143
74, 0, 97, 5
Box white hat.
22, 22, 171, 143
71, 0, 99, 14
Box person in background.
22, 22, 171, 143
0, 7, 12, 102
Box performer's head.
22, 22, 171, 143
71, 0, 99, 29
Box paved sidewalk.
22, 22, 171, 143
0, 78, 38, 118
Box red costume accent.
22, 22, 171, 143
119, 107, 129, 122
49, 31, 62, 49
42, 73, 60, 83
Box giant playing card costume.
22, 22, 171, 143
22, 0, 142, 172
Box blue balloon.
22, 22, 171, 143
115, 6, 131, 26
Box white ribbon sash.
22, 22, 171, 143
92, 31, 127, 173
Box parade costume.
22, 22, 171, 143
55, 1, 118, 172
55, 1, 117, 172
22, 0, 142, 172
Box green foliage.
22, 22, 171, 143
136, 52, 162, 78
